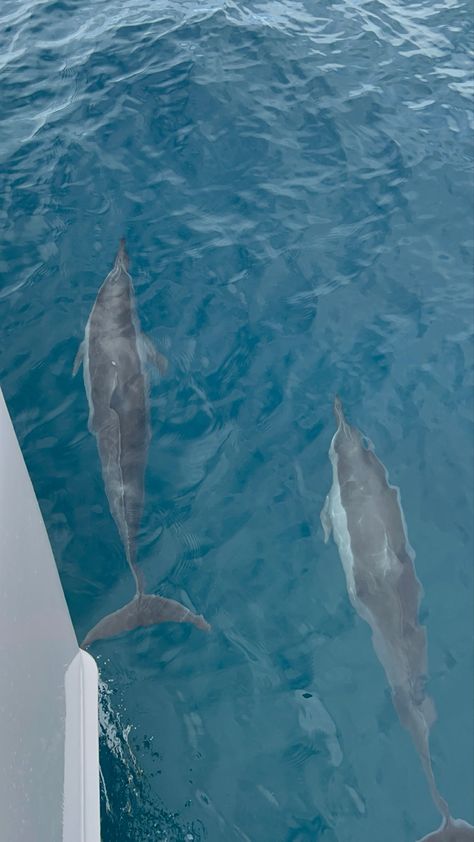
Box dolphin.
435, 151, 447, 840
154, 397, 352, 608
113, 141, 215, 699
74, 238, 210, 646
321, 396, 473, 841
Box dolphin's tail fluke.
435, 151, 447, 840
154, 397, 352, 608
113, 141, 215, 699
391, 688, 474, 841
81, 593, 210, 648
417, 817, 474, 840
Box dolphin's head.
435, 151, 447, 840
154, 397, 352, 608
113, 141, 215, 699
334, 395, 345, 427
104, 238, 132, 301
333, 395, 355, 443
114, 237, 129, 271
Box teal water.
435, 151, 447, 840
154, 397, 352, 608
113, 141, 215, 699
1, 1, 473, 840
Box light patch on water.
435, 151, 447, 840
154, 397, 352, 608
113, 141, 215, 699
345, 784, 366, 815
294, 689, 343, 768
257, 784, 280, 808
183, 711, 205, 751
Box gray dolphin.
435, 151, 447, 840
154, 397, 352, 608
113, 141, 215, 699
74, 238, 210, 646
321, 396, 473, 841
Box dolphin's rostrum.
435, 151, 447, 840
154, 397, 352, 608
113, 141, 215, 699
321, 396, 473, 842
75, 238, 210, 646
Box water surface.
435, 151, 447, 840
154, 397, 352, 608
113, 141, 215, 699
1, 1, 473, 840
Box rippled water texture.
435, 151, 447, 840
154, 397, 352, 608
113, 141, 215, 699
1, 1, 473, 840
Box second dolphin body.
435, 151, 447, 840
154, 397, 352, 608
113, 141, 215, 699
321, 396, 473, 841
75, 239, 209, 646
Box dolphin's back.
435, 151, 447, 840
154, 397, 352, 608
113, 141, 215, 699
334, 422, 414, 573
84, 247, 149, 566
330, 405, 426, 684
87, 259, 144, 427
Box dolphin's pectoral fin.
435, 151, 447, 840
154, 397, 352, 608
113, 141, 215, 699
81, 593, 210, 647
72, 341, 85, 377
321, 494, 333, 543
140, 334, 168, 376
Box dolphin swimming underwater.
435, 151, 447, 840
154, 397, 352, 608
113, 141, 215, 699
321, 396, 473, 842
74, 238, 210, 646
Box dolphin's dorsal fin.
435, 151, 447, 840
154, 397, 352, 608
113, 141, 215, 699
72, 341, 84, 377
139, 334, 168, 376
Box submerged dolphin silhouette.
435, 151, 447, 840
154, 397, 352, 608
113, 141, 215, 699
74, 238, 210, 646
321, 396, 473, 842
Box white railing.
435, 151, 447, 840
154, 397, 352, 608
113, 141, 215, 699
0, 388, 100, 842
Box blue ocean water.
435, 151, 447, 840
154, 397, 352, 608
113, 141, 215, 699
1, 0, 473, 840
